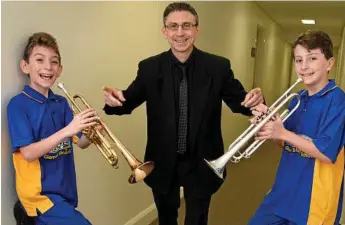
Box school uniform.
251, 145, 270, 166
7, 85, 91, 225
249, 80, 345, 225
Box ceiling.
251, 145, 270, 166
255, 1, 345, 48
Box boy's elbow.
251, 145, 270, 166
19, 148, 37, 162
320, 156, 332, 164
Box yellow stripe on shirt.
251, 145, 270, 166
13, 152, 53, 216
307, 147, 344, 225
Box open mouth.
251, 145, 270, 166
39, 73, 54, 80
175, 38, 188, 44
301, 72, 314, 77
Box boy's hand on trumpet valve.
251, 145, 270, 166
82, 123, 104, 140
65, 108, 99, 137
254, 114, 286, 141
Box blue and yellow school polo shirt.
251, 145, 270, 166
263, 80, 345, 225
7, 85, 80, 216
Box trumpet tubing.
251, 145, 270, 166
57, 83, 154, 184
204, 78, 303, 179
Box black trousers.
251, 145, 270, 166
13, 200, 35, 225
152, 156, 212, 225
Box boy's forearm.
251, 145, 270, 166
20, 127, 70, 162
280, 130, 332, 163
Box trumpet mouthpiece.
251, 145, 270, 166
57, 83, 64, 89
296, 77, 303, 83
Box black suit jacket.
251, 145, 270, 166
104, 48, 251, 196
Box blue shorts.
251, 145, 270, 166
248, 203, 297, 225
36, 201, 92, 225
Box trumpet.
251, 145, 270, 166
57, 83, 154, 184
204, 78, 303, 179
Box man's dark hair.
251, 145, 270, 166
163, 2, 199, 26
292, 30, 333, 60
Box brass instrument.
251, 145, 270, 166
204, 78, 303, 179
57, 83, 154, 184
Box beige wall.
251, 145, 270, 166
336, 26, 345, 90
2, 2, 292, 225
337, 25, 345, 225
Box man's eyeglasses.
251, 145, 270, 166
165, 23, 198, 31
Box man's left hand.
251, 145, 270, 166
241, 88, 264, 108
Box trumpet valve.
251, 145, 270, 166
109, 155, 119, 169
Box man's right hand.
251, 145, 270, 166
103, 86, 126, 107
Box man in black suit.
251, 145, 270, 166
103, 2, 264, 225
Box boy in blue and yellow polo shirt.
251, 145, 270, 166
7, 32, 99, 225
249, 30, 345, 225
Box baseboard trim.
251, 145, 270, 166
124, 187, 184, 225
124, 203, 157, 225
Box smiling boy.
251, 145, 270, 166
249, 30, 345, 225
7, 32, 98, 225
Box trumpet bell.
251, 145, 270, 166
128, 161, 155, 184
204, 159, 224, 179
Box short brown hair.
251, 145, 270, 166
23, 32, 61, 63
292, 30, 333, 59
163, 2, 199, 26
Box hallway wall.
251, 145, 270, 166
336, 26, 345, 90
337, 25, 345, 225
